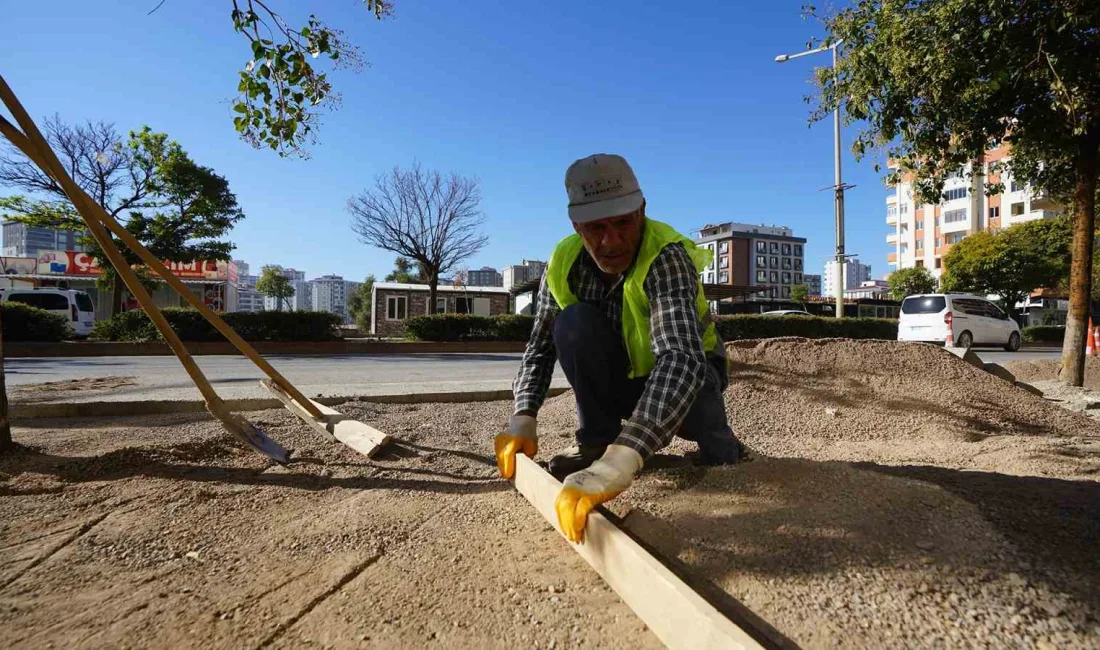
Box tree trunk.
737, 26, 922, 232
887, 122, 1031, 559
111, 276, 124, 316
1061, 133, 1100, 386
428, 274, 438, 316
0, 306, 12, 452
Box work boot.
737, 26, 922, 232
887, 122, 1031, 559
548, 443, 608, 481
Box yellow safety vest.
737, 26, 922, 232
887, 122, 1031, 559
546, 218, 719, 379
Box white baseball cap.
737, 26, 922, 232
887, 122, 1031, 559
565, 154, 644, 223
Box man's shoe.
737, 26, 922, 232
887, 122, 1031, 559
548, 443, 608, 481
688, 437, 747, 466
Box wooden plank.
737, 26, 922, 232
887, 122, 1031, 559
261, 380, 391, 458
512, 454, 765, 650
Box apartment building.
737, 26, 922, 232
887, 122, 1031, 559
466, 266, 503, 287
502, 260, 547, 291
3, 222, 86, 257
311, 274, 361, 324
695, 222, 807, 300
804, 273, 822, 297
887, 145, 1061, 278
823, 259, 873, 299
260, 266, 311, 311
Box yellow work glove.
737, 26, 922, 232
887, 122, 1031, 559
494, 414, 538, 479
555, 444, 643, 543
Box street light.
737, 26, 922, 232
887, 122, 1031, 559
776, 39, 849, 318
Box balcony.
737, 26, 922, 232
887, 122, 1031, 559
1031, 189, 1059, 210
886, 211, 898, 225
886, 231, 899, 244
887, 252, 898, 264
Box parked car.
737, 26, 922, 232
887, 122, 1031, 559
897, 293, 1021, 351
0, 288, 96, 338
761, 309, 813, 317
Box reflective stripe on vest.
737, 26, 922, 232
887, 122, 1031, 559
546, 218, 718, 379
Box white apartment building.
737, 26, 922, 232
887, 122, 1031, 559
502, 260, 547, 291
310, 274, 361, 324
260, 266, 311, 311
887, 145, 1061, 278
823, 259, 872, 299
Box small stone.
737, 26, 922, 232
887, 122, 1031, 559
917, 582, 930, 594
551, 596, 560, 603
185, 551, 200, 560
824, 407, 838, 417
915, 540, 935, 551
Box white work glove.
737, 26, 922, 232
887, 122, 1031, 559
494, 414, 538, 479
555, 444, 644, 543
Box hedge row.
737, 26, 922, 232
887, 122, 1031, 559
90, 308, 343, 342
714, 314, 898, 341
402, 313, 898, 342
1022, 325, 1064, 343
403, 314, 535, 342
1, 303, 74, 342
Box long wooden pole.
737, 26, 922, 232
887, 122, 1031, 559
0, 74, 321, 420
0, 85, 287, 461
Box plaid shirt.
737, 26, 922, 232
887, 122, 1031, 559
513, 241, 721, 460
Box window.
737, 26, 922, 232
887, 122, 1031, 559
770, 242, 780, 254
945, 232, 966, 245
943, 187, 968, 201
794, 273, 803, 284
946, 167, 963, 180
944, 209, 967, 224
782, 258, 792, 270
916, 240, 923, 250
75, 293, 94, 312
435, 297, 447, 314
902, 296, 946, 314
794, 259, 802, 270
934, 215, 940, 226
915, 220, 923, 230
719, 241, 729, 254
719, 270, 729, 283
455, 297, 471, 314
782, 286, 791, 298
935, 237, 942, 248
756, 241, 767, 253
900, 204, 909, 214
915, 259, 924, 268
718, 256, 729, 269
770, 256, 779, 268
756, 270, 767, 282
782, 243, 792, 255
769, 271, 779, 283
934, 258, 942, 269
1011, 202, 1026, 216
6, 293, 70, 311
887, 205, 898, 219
756, 255, 767, 268
989, 206, 1000, 219
473, 297, 491, 316
782, 272, 792, 284
386, 295, 407, 320
794, 245, 803, 256
1011, 180, 1023, 193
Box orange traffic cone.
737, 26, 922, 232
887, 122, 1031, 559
1088, 317, 1095, 357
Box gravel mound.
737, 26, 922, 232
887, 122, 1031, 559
1004, 357, 1100, 393
723, 338, 1099, 478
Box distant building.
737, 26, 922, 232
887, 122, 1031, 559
260, 265, 311, 311
310, 274, 361, 324
844, 279, 890, 300
823, 259, 872, 299
502, 260, 547, 291
694, 222, 807, 301
3, 222, 86, 257
466, 266, 503, 287
804, 273, 822, 297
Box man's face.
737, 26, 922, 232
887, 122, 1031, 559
572, 205, 645, 276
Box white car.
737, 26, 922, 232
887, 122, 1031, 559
898, 293, 1021, 351
0, 288, 96, 337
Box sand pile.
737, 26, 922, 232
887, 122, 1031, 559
1005, 357, 1100, 393
722, 338, 1100, 478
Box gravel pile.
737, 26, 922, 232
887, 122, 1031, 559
1005, 357, 1100, 392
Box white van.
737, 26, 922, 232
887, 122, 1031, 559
898, 293, 1021, 351
0, 288, 96, 338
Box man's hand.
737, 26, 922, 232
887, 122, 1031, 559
555, 445, 643, 543
494, 414, 538, 479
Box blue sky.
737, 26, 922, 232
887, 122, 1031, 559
2, 1, 889, 283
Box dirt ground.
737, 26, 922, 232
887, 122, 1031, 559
2, 338, 1099, 649
1005, 357, 1100, 393
12, 376, 137, 404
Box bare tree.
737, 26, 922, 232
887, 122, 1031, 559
348, 163, 489, 310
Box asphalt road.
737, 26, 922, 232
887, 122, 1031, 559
4, 347, 1059, 404
6, 353, 567, 403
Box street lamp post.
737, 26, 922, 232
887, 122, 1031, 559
776, 40, 847, 318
